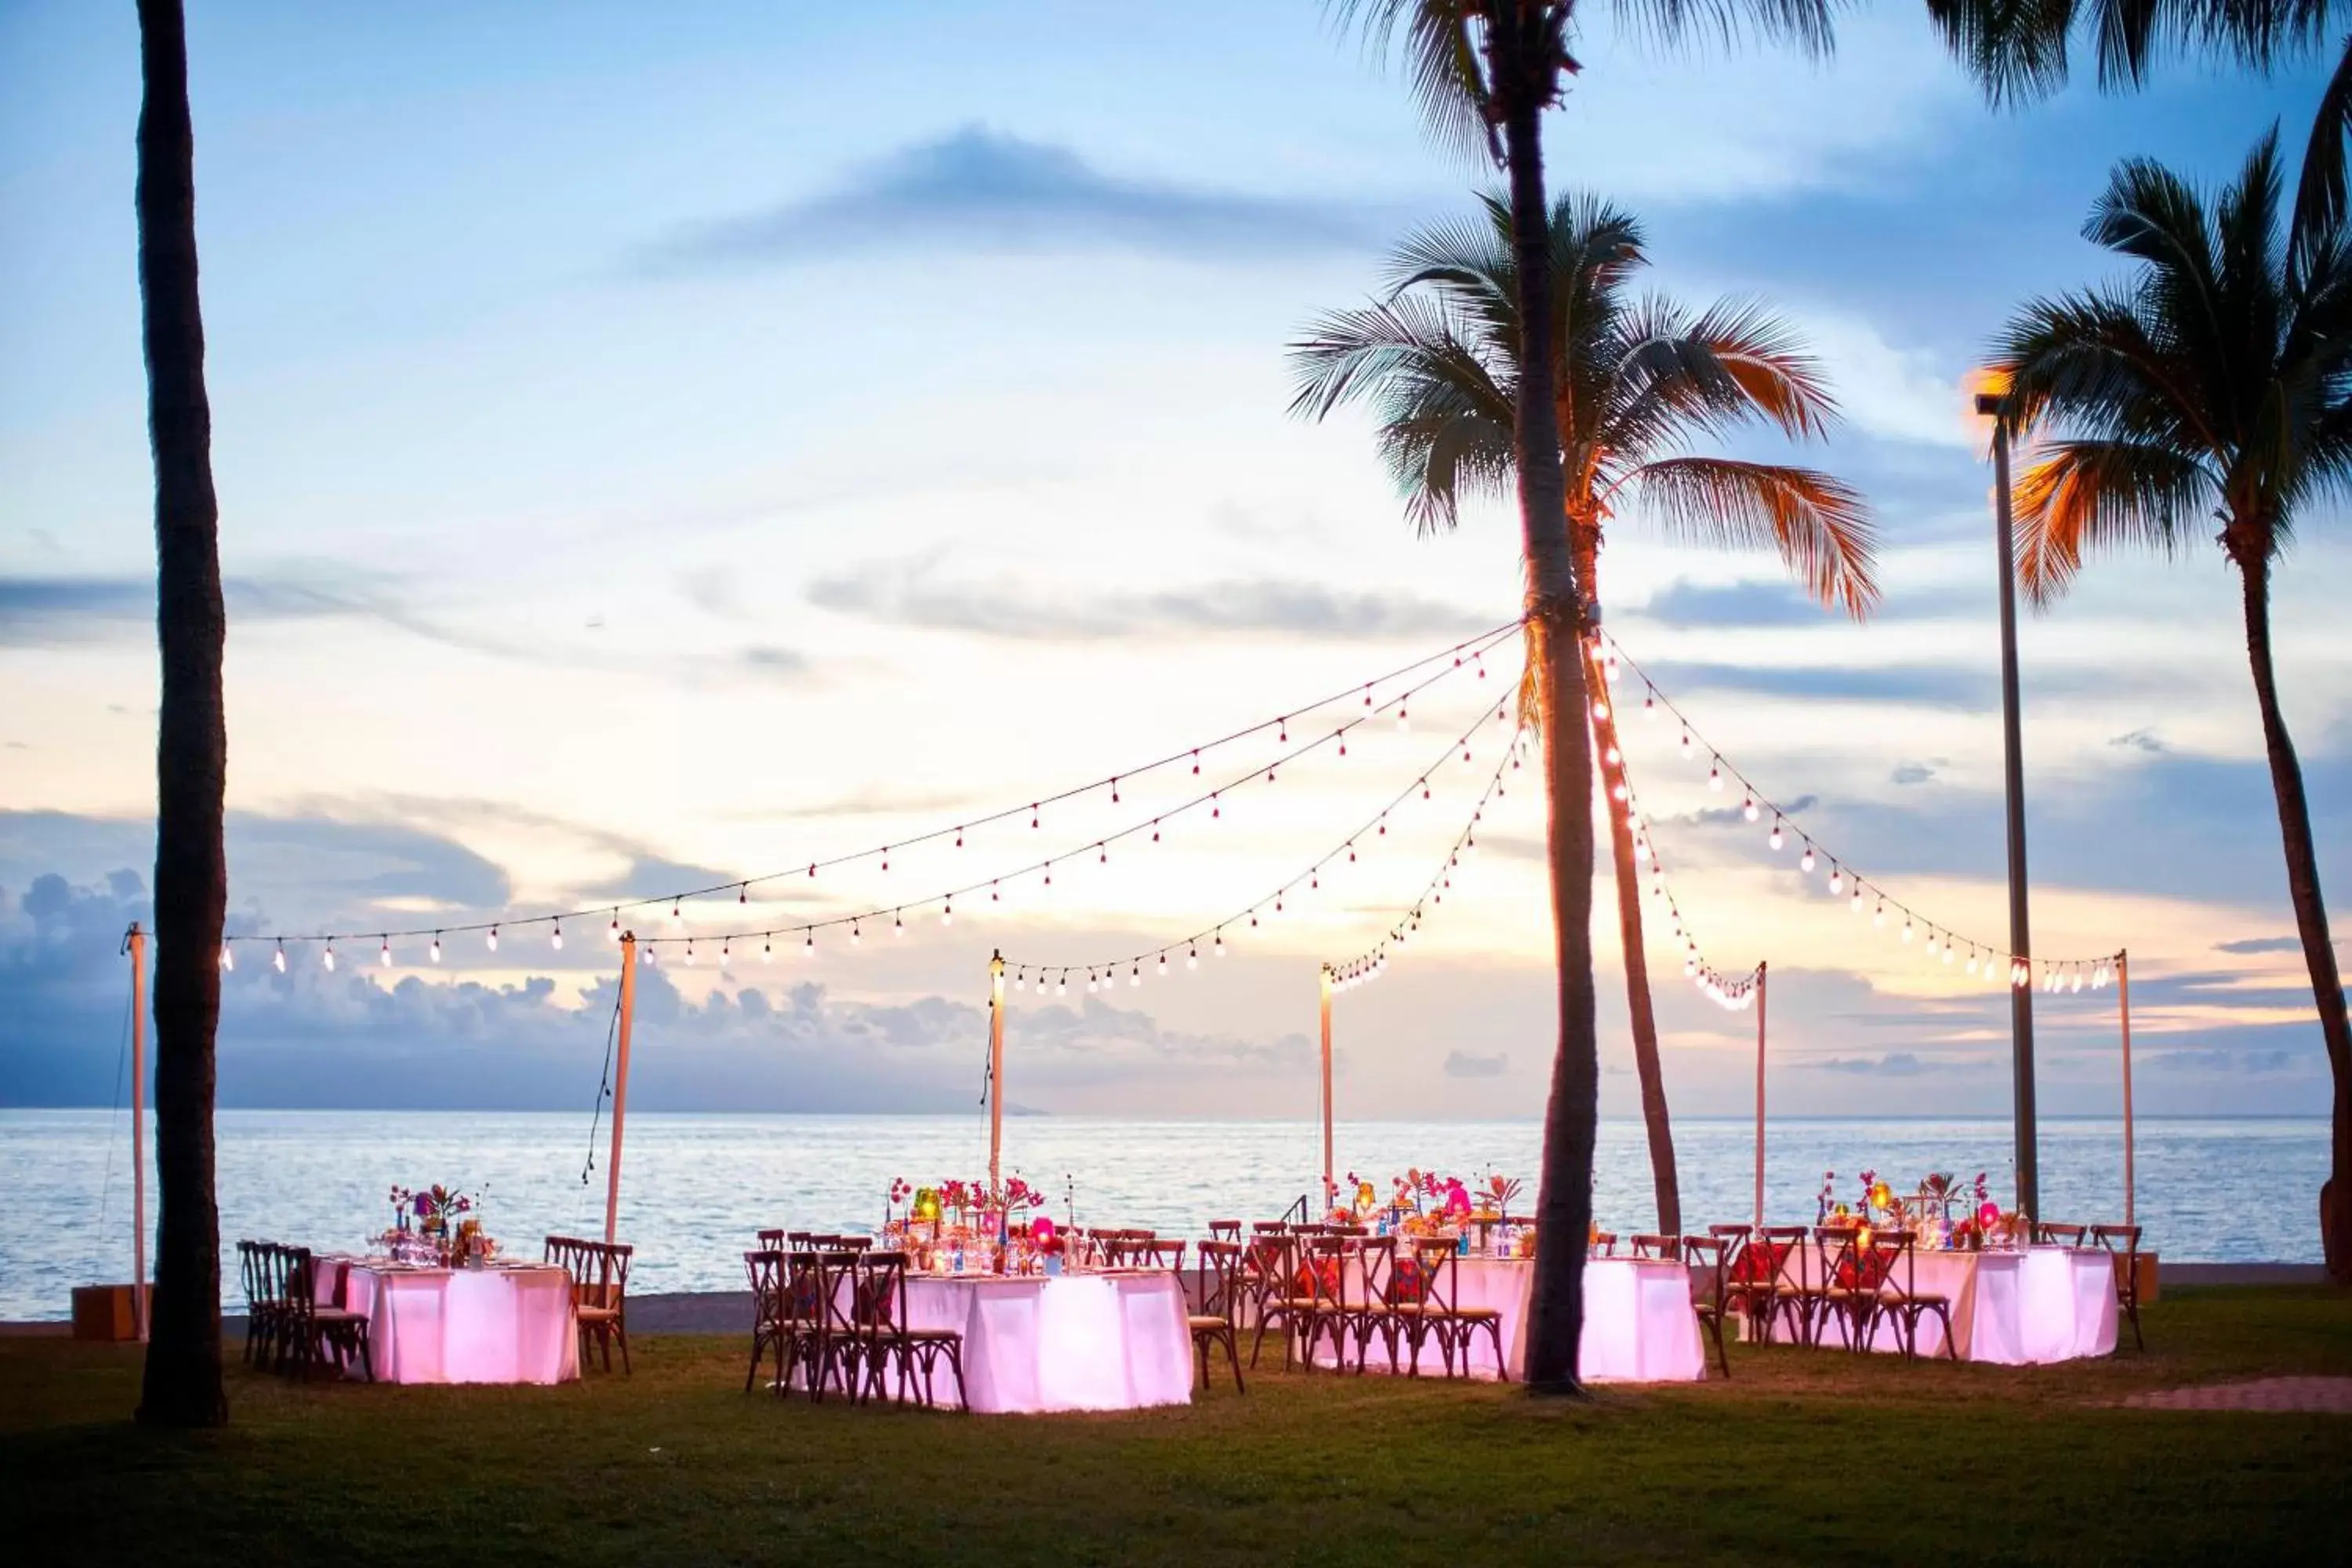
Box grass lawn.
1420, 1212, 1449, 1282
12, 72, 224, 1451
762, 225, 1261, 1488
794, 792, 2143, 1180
5, 1287, 2350, 1566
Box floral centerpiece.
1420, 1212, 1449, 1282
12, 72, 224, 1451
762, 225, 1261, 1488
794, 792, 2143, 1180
386, 1183, 481, 1265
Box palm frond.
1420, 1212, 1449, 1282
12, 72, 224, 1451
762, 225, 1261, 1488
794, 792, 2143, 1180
2011, 438, 2219, 603
1925, 0, 2336, 105
1613, 0, 1839, 58
1328, 0, 1494, 163
1617, 457, 1880, 616
1286, 296, 1512, 426
2292, 35, 2352, 287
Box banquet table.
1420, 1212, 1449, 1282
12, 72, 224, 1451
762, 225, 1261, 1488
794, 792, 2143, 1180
315, 1258, 579, 1385
874, 1269, 1194, 1414
1312, 1254, 1705, 1384
1795, 1243, 2117, 1363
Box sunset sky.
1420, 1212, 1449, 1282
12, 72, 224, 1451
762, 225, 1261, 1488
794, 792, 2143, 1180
2, 1, 2345, 1124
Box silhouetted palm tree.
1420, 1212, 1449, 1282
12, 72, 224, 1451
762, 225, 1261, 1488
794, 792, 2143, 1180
1291, 191, 1877, 1242
1988, 132, 2352, 1283
134, 0, 230, 1427
1332, 0, 1835, 1394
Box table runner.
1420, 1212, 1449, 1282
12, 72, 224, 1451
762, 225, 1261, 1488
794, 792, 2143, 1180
318, 1260, 579, 1385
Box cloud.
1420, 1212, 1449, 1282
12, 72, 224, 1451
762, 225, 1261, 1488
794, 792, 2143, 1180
1639, 579, 1835, 630
1889, 760, 1937, 786
2111, 728, 2169, 755
2144, 1048, 2299, 1075
637, 125, 1389, 273
1798, 1052, 1978, 1076
1641, 660, 1993, 710
737, 646, 815, 681
1443, 1050, 1508, 1078
809, 557, 1492, 642
2213, 935, 2303, 955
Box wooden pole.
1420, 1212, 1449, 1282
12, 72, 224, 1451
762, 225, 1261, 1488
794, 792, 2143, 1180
1752, 960, 1767, 1232
989, 951, 1006, 1189
129, 924, 149, 1341
2117, 950, 2135, 1229
604, 932, 637, 1245
1319, 967, 1334, 1210
1980, 397, 2041, 1219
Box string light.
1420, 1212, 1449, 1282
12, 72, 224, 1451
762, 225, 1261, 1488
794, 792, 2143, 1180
430, 935, 442, 964
552, 922, 563, 950
220, 942, 234, 971
274, 942, 287, 973
379, 938, 392, 967
487, 925, 499, 953
323, 943, 336, 971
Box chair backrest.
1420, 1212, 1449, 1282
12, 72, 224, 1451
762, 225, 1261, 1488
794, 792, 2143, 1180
1860, 1229, 1911, 1295
1250, 1220, 1290, 1236
2090, 1224, 2143, 1303
1300, 1234, 1355, 1312
783, 1249, 826, 1323
1243, 1229, 1295, 1305
745, 1249, 784, 1326
1703, 1225, 1754, 1290
853, 1251, 909, 1339
235, 1240, 264, 1314
756, 1228, 788, 1250
281, 1246, 321, 1330
1407, 1239, 1458, 1314
1680, 1234, 1730, 1309
1207, 1220, 1243, 1243
2034, 1221, 2089, 1247
814, 1250, 862, 1338
1760, 1225, 1809, 1294
1356, 1234, 1398, 1305
1133, 1239, 1186, 1272
1196, 1240, 1244, 1323
1590, 1230, 1618, 1257
1630, 1233, 1681, 1260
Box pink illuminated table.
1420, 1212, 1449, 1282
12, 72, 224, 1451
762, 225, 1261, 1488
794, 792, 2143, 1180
316, 1258, 579, 1385
1312, 1254, 1705, 1383
869, 1269, 1192, 1414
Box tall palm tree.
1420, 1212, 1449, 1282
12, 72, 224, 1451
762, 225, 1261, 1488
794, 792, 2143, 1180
1290, 194, 1878, 1240
135, 0, 230, 1427
1333, 0, 1834, 1394
1987, 132, 2352, 1283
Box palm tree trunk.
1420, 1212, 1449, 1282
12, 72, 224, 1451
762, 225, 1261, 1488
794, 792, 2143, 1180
2237, 557, 2352, 1284
1575, 532, 1679, 1236
1487, 1, 1600, 1397
134, 0, 229, 1428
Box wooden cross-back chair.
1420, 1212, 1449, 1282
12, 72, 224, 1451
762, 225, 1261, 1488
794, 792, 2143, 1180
1681, 1234, 1733, 1378
852, 1250, 967, 1409
545, 1235, 633, 1374
1243, 1229, 1307, 1371
1404, 1238, 1507, 1380
1190, 1239, 1246, 1393
2092, 1223, 2146, 1350
281, 1246, 373, 1382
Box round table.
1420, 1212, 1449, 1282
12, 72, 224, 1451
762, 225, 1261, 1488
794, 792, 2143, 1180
882, 1269, 1194, 1414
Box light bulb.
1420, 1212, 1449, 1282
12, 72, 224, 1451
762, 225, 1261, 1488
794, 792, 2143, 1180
1396, 704, 1409, 731
1611, 782, 1629, 803
1684, 956, 1697, 977
1800, 846, 1816, 873
1157, 955, 1168, 977
1742, 797, 1759, 822
1054, 974, 1067, 996
274, 943, 287, 973
685, 942, 697, 966
1943, 945, 1956, 966
1901, 920, 1914, 943
487, 926, 499, 953
552, 923, 564, 950
1851, 889, 1865, 914
1874, 903, 1886, 928
1708, 764, 1723, 792
762, 940, 772, 964
1130, 966, 1141, 987
670, 902, 681, 924
381, 939, 394, 967
1604, 745, 1621, 766
804, 933, 815, 957
1633, 838, 1650, 863
1966, 951, 1979, 975
1642, 695, 1656, 720
942, 902, 953, 926
1014, 971, 1026, 991
1214, 933, 1225, 957
323, 944, 336, 971
1592, 699, 1610, 722
610, 915, 621, 944
1679, 731, 1693, 757
851, 923, 862, 944
1188, 947, 1198, 969
1086, 972, 1098, 993
894, 913, 905, 937
1769, 820, 1784, 851
1828, 868, 1843, 895
430, 936, 442, 964
220, 942, 234, 971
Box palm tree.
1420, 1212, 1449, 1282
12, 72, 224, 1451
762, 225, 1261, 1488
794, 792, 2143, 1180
135, 0, 230, 1428
1987, 132, 2352, 1284
1332, 0, 1834, 1394
1290, 194, 1878, 1241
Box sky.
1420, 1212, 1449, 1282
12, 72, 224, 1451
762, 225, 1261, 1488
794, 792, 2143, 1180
1, 1, 2345, 1127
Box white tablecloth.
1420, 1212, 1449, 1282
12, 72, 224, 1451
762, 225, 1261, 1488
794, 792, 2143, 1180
1312, 1255, 1705, 1384
883, 1271, 1193, 1414
318, 1260, 579, 1385
1799, 1244, 2118, 1363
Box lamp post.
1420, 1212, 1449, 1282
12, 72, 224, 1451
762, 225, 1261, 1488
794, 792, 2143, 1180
1976, 390, 2038, 1220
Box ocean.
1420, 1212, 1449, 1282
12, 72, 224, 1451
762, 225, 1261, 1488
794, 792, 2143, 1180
0, 1109, 2325, 1320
